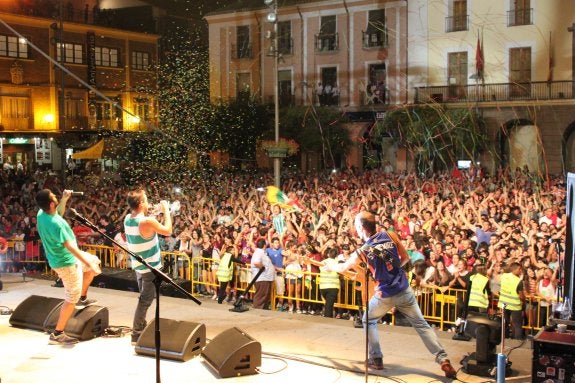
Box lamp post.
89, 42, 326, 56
265, 0, 280, 187
57, 0, 66, 187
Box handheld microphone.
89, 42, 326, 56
70, 191, 84, 196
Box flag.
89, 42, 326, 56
475, 36, 484, 80
548, 31, 554, 82
266, 186, 302, 212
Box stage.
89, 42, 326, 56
0, 273, 533, 383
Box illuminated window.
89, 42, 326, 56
0, 35, 29, 58
95, 47, 119, 67
132, 51, 150, 70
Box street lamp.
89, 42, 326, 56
265, 0, 280, 187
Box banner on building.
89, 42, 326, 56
87, 32, 96, 87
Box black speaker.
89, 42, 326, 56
44, 304, 109, 341
201, 327, 261, 378
135, 318, 206, 362
9, 295, 64, 331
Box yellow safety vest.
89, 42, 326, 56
498, 273, 522, 311
319, 258, 340, 290
468, 274, 489, 309
216, 252, 233, 282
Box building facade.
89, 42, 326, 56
0, 0, 159, 172
207, 0, 575, 176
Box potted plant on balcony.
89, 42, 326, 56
259, 138, 299, 158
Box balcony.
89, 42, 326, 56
414, 80, 575, 104
362, 30, 388, 49
315, 33, 338, 52
231, 44, 253, 60
445, 15, 469, 32
507, 8, 533, 27
0, 116, 32, 130
64, 116, 89, 130
278, 38, 293, 56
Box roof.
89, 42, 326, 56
205, 0, 325, 17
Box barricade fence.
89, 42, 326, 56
0, 239, 48, 273
55, 244, 558, 333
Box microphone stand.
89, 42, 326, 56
69, 209, 200, 383
230, 266, 265, 313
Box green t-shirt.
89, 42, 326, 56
36, 209, 77, 268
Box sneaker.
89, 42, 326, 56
353, 317, 363, 328
49, 332, 79, 345
211, 293, 217, 300
75, 297, 97, 309
296, 309, 302, 314
226, 294, 234, 303
441, 359, 457, 379
367, 357, 384, 370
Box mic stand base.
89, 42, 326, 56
229, 296, 250, 313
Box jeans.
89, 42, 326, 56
133, 271, 156, 335
364, 286, 448, 364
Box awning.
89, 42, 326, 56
71, 138, 127, 160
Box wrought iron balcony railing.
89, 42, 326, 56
315, 33, 338, 52
445, 15, 469, 32
415, 80, 575, 104
362, 30, 388, 48
231, 44, 253, 60
507, 8, 533, 27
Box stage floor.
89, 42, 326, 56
0, 273, 533, 383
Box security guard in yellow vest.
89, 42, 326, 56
319, 248, 341, 318
468, 265, 490, 313
216, 246, 235, 304
497, 262, 524, 339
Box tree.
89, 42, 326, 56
373, 105, 493, 176
279, 106, 351, 169
209, 96, 270, 167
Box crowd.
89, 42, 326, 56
0, 163, 568, 337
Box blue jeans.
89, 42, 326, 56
363, 287, 448, 364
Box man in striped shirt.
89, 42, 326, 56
124, 189, 172, 344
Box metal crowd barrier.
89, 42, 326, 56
77, 244, 554, 333
0, 240, 47, 273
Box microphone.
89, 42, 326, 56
70, 191, 84, 196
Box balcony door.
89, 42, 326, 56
509, 47, 531, 98
448, 52, 468, 100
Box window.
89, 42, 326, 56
235, 26, 251, 59
448, 52, 468, 99
57, 42, 83, 64
509, 47, 531, 98
2, 96, 30, 118
277, 21, 292, 55
1, 96, 31, 129
316, 15, 338, 51
363, 10, 387, 48
95, 47, 119, 67
446, 0, 468, 32
508, 0, 532, 26
132, 51, 150, 70
133, 97, 150, 121
0, 35, 29, 58
236, 72, 251, 99
364, 63, 386, 104
319, 66, 338, 106
278, 69, 293, 107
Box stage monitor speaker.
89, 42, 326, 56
201, 327, 261, 378
9, 295, 63, 331
44, 305, 109, 341
135, 318, 206, 362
